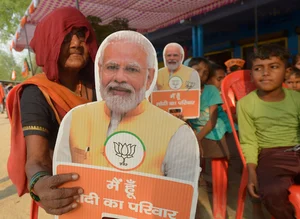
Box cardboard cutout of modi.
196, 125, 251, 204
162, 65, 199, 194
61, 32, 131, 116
53, 31, 200, 219
152, 43, 201, 119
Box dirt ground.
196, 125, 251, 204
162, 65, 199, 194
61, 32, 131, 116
0, 112, 265, 219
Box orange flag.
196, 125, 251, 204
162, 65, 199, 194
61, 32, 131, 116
11, 70, 16, 81
21, 59, 30, 78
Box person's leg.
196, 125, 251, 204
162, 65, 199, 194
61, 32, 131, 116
260, 176, 294, 219
199, 158, 212, 192
200, 137, 229, 193
226, 132, 243, 174
3, 99, 6, 112
0, 101, 3, 113
257, 147, 299, 219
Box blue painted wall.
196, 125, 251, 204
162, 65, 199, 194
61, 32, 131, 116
200, 11, 299, 57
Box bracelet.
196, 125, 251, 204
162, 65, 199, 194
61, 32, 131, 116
29, 171, 51, 202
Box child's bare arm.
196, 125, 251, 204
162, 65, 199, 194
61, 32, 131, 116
196, 104, 218, 142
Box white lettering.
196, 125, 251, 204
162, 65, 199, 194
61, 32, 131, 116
106, 177, 123, 191
103, 198, 124, 209
78, 192, 99, 205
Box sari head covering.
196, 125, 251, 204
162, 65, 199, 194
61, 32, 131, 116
30, 7, 98, 82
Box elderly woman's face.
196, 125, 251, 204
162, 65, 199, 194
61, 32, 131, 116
58, 27, 90, 72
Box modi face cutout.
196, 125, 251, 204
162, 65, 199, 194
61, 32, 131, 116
163, 43, 184, 72
96, 31, 157, 114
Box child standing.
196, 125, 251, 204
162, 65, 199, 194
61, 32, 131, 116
237, 44, 300, 219
188, 58, 230, 159
285, 67, 300, 92
207, 62, 242, 173
188, 58, 243, 194
206, 63, 226, 91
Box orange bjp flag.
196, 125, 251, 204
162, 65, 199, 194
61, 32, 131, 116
0, 84, 5, 103
21, 59, 30, 78
11, 70, 16, 81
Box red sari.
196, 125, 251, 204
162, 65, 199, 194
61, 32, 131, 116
0, 84, 5, 103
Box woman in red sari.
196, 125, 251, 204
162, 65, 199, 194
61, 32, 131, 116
7, 7, 98, 215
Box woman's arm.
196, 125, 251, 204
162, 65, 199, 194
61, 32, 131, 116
25, 135, 83, 215
25, 135, 52, 179
20, 85, 82, 215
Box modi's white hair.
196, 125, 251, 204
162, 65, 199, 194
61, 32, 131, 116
98, 30, 156, 69
163, 42, 184, 64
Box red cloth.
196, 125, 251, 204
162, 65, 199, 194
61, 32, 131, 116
7, 73, 91, 196
30, 7, 98, 82
0, 84, 4, 103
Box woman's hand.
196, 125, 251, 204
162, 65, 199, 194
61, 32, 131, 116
24, 136, 83, 215
33, 173, 83, 215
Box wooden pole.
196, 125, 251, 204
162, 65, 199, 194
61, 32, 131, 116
76, 0, 80, 10
254, 0, 258, 49
24, 25, 35, 75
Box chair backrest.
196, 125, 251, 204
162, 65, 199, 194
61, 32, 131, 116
221, 69, 255, 166
221, 70, 256, 114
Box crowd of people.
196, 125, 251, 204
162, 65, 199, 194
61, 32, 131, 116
184, 45, 300, 219
0, 82, 13, 116
5, 6, 300, 219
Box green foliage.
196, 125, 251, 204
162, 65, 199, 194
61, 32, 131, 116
87, 16, 135, 45
0, 0, 31, 42
0, 49, 23, 82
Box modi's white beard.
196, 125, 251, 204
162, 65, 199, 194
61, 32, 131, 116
166, 61, 180, 72
100, 82, 146, 115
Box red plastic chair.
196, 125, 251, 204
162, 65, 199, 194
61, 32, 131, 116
221, 70, 300, 219
30, 200, 38, 219
221, 70, 254, 219
271, 185, 300, 219
210, 71, 255, 219
288, 185, 300, 219
211, 158, 228, 219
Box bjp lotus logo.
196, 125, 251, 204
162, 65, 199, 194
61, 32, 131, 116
105, 131, 145, 171
114, 142, 136, 166
169, 76, 182, 90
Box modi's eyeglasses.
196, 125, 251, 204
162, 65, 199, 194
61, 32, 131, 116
63, 27, 87, 43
